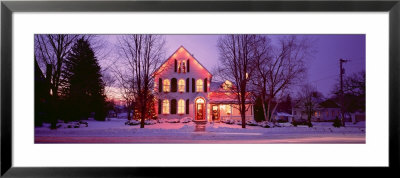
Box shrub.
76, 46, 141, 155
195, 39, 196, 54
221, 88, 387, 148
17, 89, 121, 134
246, 120, 258, 126
292, 119, 311, 127
180, 117, 193, 123
125, 120, 140, 126
333, 116, 342, 128
144, 119, 157, 125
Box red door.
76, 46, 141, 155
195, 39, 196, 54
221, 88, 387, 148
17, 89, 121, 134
196, 103, 204, 120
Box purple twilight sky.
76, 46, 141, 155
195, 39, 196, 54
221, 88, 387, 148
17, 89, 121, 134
163, 34, 365, 97
101, 34, 365, 98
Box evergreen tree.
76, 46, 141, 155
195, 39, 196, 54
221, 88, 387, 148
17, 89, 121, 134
61, 38, 106, 121
279, 94, 293, 113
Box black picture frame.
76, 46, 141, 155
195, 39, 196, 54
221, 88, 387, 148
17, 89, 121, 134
1, 0, 399, 177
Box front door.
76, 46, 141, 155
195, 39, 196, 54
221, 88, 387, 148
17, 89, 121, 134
196, 103, 204, 120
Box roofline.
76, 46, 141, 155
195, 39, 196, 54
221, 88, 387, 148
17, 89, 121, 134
152, 45, 213, 77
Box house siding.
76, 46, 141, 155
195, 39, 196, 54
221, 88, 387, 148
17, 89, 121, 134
154, 46, 254, 122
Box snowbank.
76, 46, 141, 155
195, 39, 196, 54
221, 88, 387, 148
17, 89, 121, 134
35, 118, 366, 139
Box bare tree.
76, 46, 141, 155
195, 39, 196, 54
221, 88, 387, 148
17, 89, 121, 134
35, 34, 81, 98
115, 35, 165, 128
331, 70, 366, 124
251, 35, 312, 123
112, 65, 136, 120
216, 35, 264, 128
296, 84, 323, 127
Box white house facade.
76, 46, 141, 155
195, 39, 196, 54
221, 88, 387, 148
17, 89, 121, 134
153, 46, 254, 122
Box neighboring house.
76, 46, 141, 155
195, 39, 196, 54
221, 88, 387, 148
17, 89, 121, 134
292, 99, 341, 122
351, 111, 366, 123
273, 112, 293, 122
153, 46, 254, 122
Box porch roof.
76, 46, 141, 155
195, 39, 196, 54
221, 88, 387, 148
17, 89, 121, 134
208, 92, 252, 104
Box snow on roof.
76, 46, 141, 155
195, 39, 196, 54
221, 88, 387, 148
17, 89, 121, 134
209, 80, 237, 92
318, 99, 340, 108
210, 82, 224, 91
208, 91, 252, 104
276, 112, 293, 117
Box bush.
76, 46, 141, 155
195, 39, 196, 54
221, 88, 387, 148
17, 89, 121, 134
224, 119, 235, 125
246, 120, 258, 126
257, 121, 271, 128
333, 116, 342, 128
125, 120, 140, 126
180, 117, 193, 123
167, 119, 180, 123
291, 119, 312, 127
144, 119, 157, 125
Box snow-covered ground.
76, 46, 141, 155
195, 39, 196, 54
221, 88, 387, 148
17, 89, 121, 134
35, 118, 365, 143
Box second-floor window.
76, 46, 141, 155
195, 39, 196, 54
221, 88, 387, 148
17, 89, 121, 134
196, 79, 203, 92
178, 79, 185, 92
163, 79, 170, 92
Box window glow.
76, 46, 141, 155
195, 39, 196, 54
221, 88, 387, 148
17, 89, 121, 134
226, 105, 231, 115
163, 79, 170, 92
196, 79, 203, 92
162, 100, 170, 114
178, 79, 185, 92
196, 98, 205, 103
178, 99, 185, 114
181, 61, 186, 73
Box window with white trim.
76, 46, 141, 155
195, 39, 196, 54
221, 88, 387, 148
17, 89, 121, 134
196, 79, 203, 92
163, 79, 170, 92
162, 100, 170, 114
178, 99, 185, 114
178, 79, 185, 92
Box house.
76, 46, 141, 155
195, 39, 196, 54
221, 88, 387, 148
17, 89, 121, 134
273, 112, 293, 123
153, 46, 254, 122
292, 99, 341, 122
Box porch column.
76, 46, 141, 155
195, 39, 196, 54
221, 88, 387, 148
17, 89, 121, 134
230, 104, 232, 120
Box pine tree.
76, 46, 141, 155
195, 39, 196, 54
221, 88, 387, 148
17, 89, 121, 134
61, 38, 106, 121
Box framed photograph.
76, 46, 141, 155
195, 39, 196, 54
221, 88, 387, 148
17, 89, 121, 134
1, 0, 399, 177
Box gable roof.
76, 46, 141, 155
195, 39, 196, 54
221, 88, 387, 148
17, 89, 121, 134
153, 45, 213, 76
210, 82, 224, 91
318, 99, 340, 108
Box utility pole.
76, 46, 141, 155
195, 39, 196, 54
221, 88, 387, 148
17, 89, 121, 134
339, 58, 348, 127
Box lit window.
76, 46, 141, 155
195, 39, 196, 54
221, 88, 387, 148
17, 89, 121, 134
196, 79, 203, 92
162, 100, 170, 114
178, 99, 185, 114
181, 61, 186, 73
196, 98, 205, 103
178, 79, 185, 92
163, 79, 170, 92
226, 105, 231, 115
